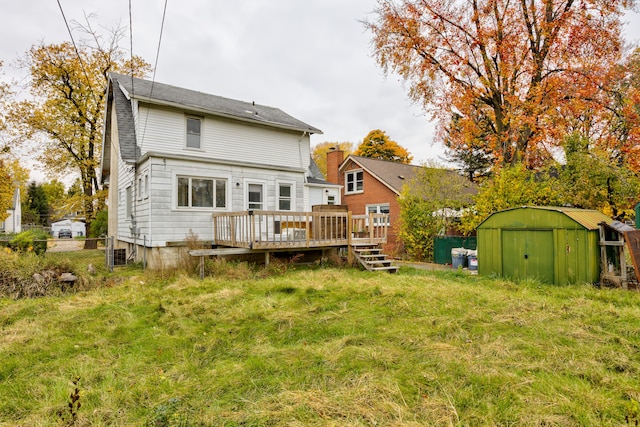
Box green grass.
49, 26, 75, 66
1, 261, 640, 426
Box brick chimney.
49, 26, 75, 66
326, 147, 344, 184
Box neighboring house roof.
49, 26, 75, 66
339, 156, 422, 195
306, 156, 339, 186
339, 155, 476, 197
109, 73, 322, 134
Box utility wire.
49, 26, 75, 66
55, 0, 99, 107
140, 0, 169, 146
128, 0, 135, 100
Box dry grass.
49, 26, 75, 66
0, 266, 639, 425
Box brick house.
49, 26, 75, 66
327, 148, 477, 256
326, 149, 425, 255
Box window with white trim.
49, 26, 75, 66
137, 177, 143, 201
345, 170, 364, 194
278, 183, 293, 211
186, 117, 201, 149
248, 183, 263, 210
366, 204, 390, 225
125, 186, 132, 218
144, 174, 149, 199
177, 176, 226, 208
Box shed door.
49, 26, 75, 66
502, 230, 554, 283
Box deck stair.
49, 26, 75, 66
352, 244, 398, 273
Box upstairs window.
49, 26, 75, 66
345, 170, 364, 194
186, 117, 201, 149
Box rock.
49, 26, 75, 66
59, 272, 77, 282
33, 273, 44, 283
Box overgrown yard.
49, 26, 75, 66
1, 252, 639, 426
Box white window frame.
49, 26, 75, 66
345, 169, 364, 194
137, 176, 143, 201
125, 186, 132, 219
366, 203, 390, 226
276, 181, 295, 211
144, 173, 149, 199
185, 116, 202, 150
175, 175, 227, 210
245, 180, 266, 211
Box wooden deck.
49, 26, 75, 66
212, 210, 389, 250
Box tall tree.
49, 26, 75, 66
23, 181, 49, 226
366, 0, 631, 168
7, 20, 150, 247
312, 141, 354, 178
355, 129, 413, 163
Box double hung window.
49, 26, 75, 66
186, 117, 201, 149
278, 183, 293, 211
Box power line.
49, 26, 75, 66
140, 0, 169, 146
55, 0, 99, 107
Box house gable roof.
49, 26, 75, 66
339, 155, 423, 195
109, 73, 322, 134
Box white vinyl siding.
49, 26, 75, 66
136, 106, 310, 170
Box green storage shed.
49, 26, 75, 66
477, 206, 612, 285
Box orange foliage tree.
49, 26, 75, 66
312, 141, 354, 178
366, 0, 632, 168
355, 129, 413, 163
7, 22, 150, 244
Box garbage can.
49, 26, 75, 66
451, 248, 467, 269
467, 249, 478, 271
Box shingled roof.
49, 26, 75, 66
340, 155, 477, 197
109, 73, 322, 134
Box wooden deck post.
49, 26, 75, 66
347, 211, 354, 265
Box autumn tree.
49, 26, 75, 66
312, 141, 354, 178
0, 63, 15, 221
366, 0, 632, 168
355, 129, 412, 163
7, 19, 150, 247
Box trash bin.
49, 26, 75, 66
467, 249, 478, 271
451, 248, 467, 269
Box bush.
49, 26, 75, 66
9, 230, 49, 254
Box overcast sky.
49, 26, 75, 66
2, 1, 640, 182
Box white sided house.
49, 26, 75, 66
1, 188, 21, 234
101, 73, 340, 267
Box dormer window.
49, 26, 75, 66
186, 117, 201, 149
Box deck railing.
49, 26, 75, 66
212, 210, 388, 249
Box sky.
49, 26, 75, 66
1, 1, 640, 183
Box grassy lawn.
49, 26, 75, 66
1, 254, 640, 426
